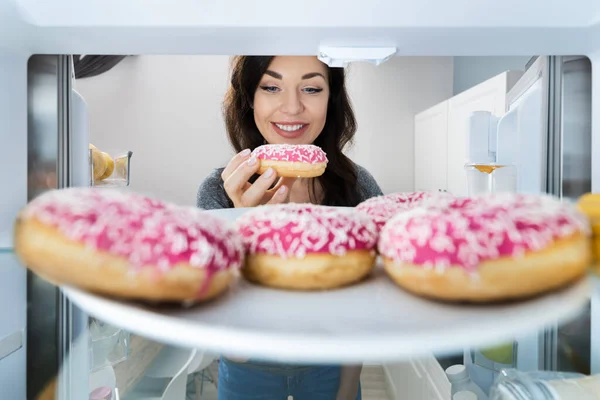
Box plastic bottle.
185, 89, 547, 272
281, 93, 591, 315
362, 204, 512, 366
453, 391, 478, 400
445, 364, 488, 400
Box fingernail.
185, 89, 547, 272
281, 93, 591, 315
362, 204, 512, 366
247, 156, 258, 166
239, 149, 251, 157
277, 186, 287, 195
263, 168, 274, 178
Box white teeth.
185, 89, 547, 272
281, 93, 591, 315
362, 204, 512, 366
275, 124, 304, 132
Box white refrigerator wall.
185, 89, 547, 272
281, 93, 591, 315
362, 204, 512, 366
0, 53, 27, 399
453, 56, 532, 95
74, 55, 454, 205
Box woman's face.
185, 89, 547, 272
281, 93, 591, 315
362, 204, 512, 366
253, 56, 330, 145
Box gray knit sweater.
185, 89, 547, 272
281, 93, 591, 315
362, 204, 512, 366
196, 164, 383, 210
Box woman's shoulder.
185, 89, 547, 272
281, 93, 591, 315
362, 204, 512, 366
352, 162, 383, 201
196, 168, 233, 210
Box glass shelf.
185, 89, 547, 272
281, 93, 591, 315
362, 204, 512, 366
90, 149, 133, 188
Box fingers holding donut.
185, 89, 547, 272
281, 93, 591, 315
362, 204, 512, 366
265, 181, 292, 205
267, 177, 296, 202
223, 153, 262, 205
222, 150, 294, 208
240, 167, 289, 206
221, 149, 252, 182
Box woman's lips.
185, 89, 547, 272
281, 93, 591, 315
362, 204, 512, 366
271, 122, 309, 139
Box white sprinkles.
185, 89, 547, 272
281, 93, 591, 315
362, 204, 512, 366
235, 203, 378, 259
21, 187, 244, 272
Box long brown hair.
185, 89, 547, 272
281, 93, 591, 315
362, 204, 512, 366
223, 56, 361, 206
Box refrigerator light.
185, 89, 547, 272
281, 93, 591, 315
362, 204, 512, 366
317, 46, 397, 67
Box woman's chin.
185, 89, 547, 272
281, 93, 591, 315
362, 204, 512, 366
266, 133, 316, 146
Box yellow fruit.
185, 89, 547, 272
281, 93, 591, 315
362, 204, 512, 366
480, 342, 514, 364
90, 150, 106, 181
98, 152, 114, 180
576, 193, 600, 274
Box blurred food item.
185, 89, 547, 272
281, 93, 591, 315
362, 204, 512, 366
36, 376, 56, 400
379, 193, 591, 302
576, 193, 600, 274
14, 188, 243, 303
479, 342, 514, 365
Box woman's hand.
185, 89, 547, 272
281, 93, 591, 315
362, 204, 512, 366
336, 365, 362, 400
222, 149, 296, 208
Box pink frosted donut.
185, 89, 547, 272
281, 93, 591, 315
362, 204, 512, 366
236, 203, 378, 290
14, 187, 244, 303
356, 191, 455, 230
251, 144, 328, 178
378, 193, 592, 302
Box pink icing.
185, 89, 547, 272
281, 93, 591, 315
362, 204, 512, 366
252, 144, 328, 164
21, 187, 244, 274
378, 193, 590, 272
356, 191, 455, 230
235, 203, 378, 258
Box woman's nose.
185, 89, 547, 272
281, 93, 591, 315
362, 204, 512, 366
280, 91, 303, 115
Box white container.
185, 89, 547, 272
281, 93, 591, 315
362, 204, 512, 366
446, 364, 489, 400
454, 391, 478, 400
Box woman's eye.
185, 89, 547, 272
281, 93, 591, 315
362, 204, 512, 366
260, 85, 279, 93
303, 87, 323, 94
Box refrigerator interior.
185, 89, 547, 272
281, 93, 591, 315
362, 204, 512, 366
455, 56, 595, 395
12, 53, 599, 400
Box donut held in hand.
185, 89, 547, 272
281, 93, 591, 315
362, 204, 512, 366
14, 188, 244, 303
252, 144, 327, 178
236, 203, 379, 290
378, 193, 591, 302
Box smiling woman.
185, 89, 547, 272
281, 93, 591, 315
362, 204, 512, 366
208, 55, 382, 208
196, 55, 384, 400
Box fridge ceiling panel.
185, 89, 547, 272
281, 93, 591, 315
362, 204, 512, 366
1, 0, 599, 55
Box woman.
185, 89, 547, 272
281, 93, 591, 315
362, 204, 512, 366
197, 55, 383, 400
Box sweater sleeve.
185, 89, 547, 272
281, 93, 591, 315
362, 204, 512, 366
196, 168, 234, 210
355, 164, 384, 201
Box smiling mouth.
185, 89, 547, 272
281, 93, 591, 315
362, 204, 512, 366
274, 123, 307, 132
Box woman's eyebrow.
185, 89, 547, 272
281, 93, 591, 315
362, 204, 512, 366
301, 72, 325, 80
264, 70, 282, 79
263, 70, 325, 80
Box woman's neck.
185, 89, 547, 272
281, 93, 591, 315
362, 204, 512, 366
289, 178, 323, 205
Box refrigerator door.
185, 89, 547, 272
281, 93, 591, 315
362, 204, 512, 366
26, 55, 63, 399
554, 56, 592, 375
467, 57, 593, 390
560, 56, 592, 200
26, 55, 90, 400
495, 69, 545, 194
507, 56, 593, 375
463, 60, 546, 394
